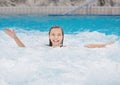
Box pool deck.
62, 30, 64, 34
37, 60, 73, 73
0, 6, 120, 15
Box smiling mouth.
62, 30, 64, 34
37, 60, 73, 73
53, 40, 60, 43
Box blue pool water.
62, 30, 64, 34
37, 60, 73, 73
0, 15, 120, 85
0, 15, 120, 35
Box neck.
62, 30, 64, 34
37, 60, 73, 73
52, 44, 62, 47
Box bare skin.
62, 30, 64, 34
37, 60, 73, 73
5, 28, 25, 47
49, 28, 63, 47
84, 42, 114, 48
4, 28, 113, 48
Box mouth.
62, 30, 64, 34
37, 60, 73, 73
53, 40, 60, 43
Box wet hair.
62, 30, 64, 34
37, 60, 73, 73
49, 26, 64, 46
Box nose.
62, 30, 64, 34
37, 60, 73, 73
54, 35, 58, 39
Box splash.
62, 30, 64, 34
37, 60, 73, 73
0, 29, 120, 85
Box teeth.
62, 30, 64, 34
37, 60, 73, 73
53, 40, 59, 42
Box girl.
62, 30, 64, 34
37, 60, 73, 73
5, 26, 113, 48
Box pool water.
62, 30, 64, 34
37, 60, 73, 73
0, 15, 120, 85
0, 15, 120, 35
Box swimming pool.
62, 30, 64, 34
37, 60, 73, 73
0, 15, 120, 85
0, 15, 120, 35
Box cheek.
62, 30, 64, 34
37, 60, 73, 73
49, 36, 53, 40
59, 36, 63, 41
50, 37, 55, 43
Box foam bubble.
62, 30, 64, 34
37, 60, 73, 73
0, 30, 120, 85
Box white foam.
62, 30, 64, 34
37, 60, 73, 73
0, 30, 120, 85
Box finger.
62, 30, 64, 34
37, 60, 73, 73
12, 29, 15, 32
5, 28, 10, 31
4, 29, 9, 33
5, 28, 11, 32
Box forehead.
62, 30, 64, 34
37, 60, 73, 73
50, 28, 62, 34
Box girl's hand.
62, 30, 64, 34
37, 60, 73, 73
105, 41, 114, 45
5, 28, 25, 47
5, 28, 17, 39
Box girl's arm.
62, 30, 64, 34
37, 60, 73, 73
5, 28, 25, 47
84, 42, 114, 48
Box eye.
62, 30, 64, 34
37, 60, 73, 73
51, 34, 55, 36
58, 33, 62, 36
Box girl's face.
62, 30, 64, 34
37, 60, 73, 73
49, 28, 63, 47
